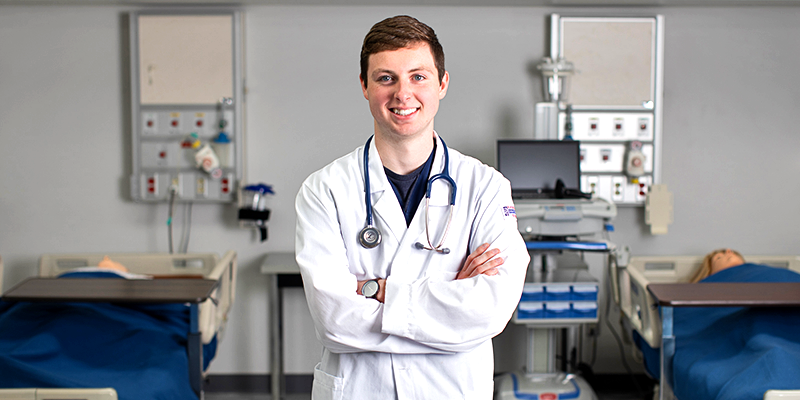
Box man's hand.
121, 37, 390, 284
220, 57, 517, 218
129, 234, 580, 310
356, 278, 386, 303
457, 243, 504, 280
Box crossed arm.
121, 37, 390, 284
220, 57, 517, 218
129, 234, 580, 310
356, 243, 504, 303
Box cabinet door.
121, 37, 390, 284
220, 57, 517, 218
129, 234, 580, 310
138, 15, 233, 105
561, 18, 656, 109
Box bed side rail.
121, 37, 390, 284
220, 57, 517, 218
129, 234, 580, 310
0, 388, 118, 400
39, 253, 220, 277
199, 250, 237, 347
619, 255, 800, 349
37, 251, 238, 351
745, 255, 800, 272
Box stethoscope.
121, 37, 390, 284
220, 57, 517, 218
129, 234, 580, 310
359, 135, 457, 254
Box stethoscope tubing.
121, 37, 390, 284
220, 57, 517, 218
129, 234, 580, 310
361, 134, 456, 253
364, 135, 376, 228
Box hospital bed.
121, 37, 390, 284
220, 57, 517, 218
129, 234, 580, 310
0, 251, 237, 400
612, 253, 800, 400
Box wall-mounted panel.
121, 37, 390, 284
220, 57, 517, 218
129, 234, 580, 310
129, 11, 244, 203
552, 15, 664, 206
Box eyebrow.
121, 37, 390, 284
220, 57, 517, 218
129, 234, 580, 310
370, 66, 433, 79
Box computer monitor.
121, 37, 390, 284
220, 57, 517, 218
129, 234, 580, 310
496, 140, 581, 199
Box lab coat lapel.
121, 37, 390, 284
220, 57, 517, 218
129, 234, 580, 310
367, 140, 407, 246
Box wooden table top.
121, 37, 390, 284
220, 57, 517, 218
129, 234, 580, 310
2, 277, 218, 304
647, 282, 800, 307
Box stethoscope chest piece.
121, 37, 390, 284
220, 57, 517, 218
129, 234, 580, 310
359, 226, 382, 248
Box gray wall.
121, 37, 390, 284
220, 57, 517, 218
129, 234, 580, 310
1, 4, 799, 378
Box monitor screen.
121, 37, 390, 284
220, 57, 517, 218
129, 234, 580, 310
496, 140, 581, 199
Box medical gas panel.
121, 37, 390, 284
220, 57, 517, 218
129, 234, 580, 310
552, 15, 664, 206
129, 11, 244, 203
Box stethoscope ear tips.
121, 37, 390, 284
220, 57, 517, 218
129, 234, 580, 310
415, 242, 450, 254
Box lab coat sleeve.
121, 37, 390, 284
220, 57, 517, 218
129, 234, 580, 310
295, 179, 454, 355
381, 171, 529, 353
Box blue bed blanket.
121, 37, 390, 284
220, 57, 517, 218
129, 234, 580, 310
639, 263, 800, 400
0, 276, 217, 400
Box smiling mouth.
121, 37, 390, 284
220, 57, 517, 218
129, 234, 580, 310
391, 108, 419, 116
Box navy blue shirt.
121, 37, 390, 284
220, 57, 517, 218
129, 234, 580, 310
384, 143, 436, 226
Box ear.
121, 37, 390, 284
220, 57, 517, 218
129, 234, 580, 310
360, 74, 369, 100
438, 71, 449, 100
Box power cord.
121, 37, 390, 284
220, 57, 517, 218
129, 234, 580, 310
167, 185, 178, 254
180, 202, 193, 253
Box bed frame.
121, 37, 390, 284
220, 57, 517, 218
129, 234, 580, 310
1, 251, 237, 400
612, 254, 800, 400
38, 251, 237, 349
0, 388, 117, 400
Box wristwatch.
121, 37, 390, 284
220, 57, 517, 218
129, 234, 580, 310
361, 279, 380, 299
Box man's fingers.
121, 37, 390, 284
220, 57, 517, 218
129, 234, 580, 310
457, 244, 503, 280
462, 248, 498, 278
469, 257, 504, 278
463, 243, 490, 267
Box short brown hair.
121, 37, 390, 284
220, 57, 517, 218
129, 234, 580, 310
360, 15, 445, 88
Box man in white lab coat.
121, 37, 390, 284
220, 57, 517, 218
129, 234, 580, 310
295, 15, 530, 400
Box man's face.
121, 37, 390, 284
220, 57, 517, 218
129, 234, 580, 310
360, 42, 449, 141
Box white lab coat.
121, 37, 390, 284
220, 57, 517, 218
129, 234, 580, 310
295, 134, 529, 400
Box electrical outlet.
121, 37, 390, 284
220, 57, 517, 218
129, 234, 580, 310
144, 174, 158, 198
634, 176, 651, 202
220, 175, 231, 195
638, 117, 650, 137
588, 117, 599, 136
612, 176, 626, 202
196, 176, 208, 197
169, 175, 181, 197
587, 176, 599, 196
142, 113, 158, 135
580, 144, 626, 173
613, 118, 624, 137
567, 113, 653, 141
193, 112, 207, 134
168, 112, 181, 135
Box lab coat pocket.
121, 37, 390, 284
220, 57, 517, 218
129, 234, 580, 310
312, 363, 344, 400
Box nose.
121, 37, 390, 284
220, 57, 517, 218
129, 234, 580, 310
395, 80, 413, 102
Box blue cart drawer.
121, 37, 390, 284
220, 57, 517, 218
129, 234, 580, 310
544, 285, 571, 301
517, 302, 544, 320
571, 284, 598, 301
543, 302, 571, 318
520, 283, 545, 302
571, 302, 598, 319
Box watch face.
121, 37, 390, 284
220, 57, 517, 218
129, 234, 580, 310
362, 280, 379, 298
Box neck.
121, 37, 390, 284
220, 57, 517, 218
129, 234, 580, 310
374, 131, 435, 175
